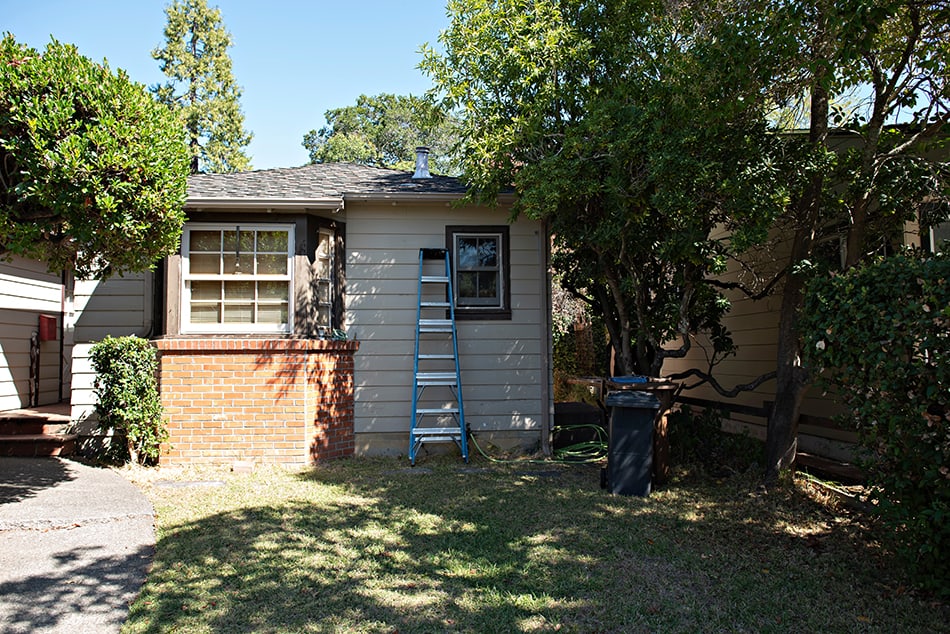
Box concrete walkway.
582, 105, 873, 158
0, 458, 154, 633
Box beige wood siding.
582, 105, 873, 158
345, 201, 549, 453
0, 257, 63, 410
661, 232, 854, 458
69, 273, 153, 423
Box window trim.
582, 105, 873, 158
181, 222, 295, 334
446, 225, 511, 321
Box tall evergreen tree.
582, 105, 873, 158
152, 0, 252, 174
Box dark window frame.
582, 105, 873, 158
446, 225, 511, 321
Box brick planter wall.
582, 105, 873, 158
154, 338, 359, 466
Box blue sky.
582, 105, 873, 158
4, 0, 451, 170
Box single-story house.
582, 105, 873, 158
661, 130, 948, 462
1, 150, 555, 466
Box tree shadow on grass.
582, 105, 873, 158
127, 460, 950, 633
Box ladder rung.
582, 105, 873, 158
419, 319, 453, 332
417, 371, 457, 380
416, 375, 458, 387
412, 428, 462, 439
416, 408, 460, 415
418, 353, 455, 360
420, 301, 451, 308
421, 275, 450, 283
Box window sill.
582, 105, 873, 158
455, 310, 511, 321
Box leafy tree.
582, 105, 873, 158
422, 0, 788, 377
0, 35, 189, 279
424, 0, 948, 482
152, 0, 252, 174
760, 0, 949, 479
303, 93, 460, 174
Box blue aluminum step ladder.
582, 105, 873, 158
409, 248, 468, 465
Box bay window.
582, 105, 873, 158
182, 224, 294, 333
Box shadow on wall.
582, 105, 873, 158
69, 273, 153, 438
0, 309, 62, 411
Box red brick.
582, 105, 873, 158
157, 337, 358, 466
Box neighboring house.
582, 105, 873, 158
661, 132, 948, 463
0, 256, 66, 411
2, 151, 553, 465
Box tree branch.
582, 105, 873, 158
665, 368, 777, 398
707, 268, 785, 300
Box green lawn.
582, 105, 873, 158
123, 457, 948, 633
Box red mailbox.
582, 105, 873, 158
38, 314, 58, 341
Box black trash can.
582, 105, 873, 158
604, 390, 660, 496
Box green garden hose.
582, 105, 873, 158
468, 424, 607, 464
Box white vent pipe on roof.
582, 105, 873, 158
412, 146, 432, 179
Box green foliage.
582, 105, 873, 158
551, 280, 608, 400
801, 251, 950, 594
90, 336, 168, 465
152, 0, 252, 173
423, 0, 788, 376
668, 405, 763, 476
302, 93, 460, 175
0, 35, 189, 278
753, 0, 949, 479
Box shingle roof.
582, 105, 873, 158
187, 162, 468, 201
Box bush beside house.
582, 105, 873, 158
90, 336, 167, 464
802, 250, 950, 595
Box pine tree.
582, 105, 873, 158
152, 0, 252, 174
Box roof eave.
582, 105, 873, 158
343, 191, 516, 204
185, 197, 344, 212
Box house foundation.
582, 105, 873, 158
155, 338, 358, 466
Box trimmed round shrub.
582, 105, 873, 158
90, 336, 167, 465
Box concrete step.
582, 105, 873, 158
0, 405, 76, 457
0, 433, 78, 457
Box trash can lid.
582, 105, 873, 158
610, 375, 649, 385
605, 390, 661, 409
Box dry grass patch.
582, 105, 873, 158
122, 457, 948, 633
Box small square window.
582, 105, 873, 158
447, 226, 511, 320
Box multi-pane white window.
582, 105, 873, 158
314, 227, 334, 328
182, 224, 294, 333
453, 232, 503, 308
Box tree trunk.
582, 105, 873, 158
845, 194, 872, 269
765, 248, 809, 482
764, 37, 831, 483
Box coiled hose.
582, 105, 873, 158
469, 423, 607, 464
